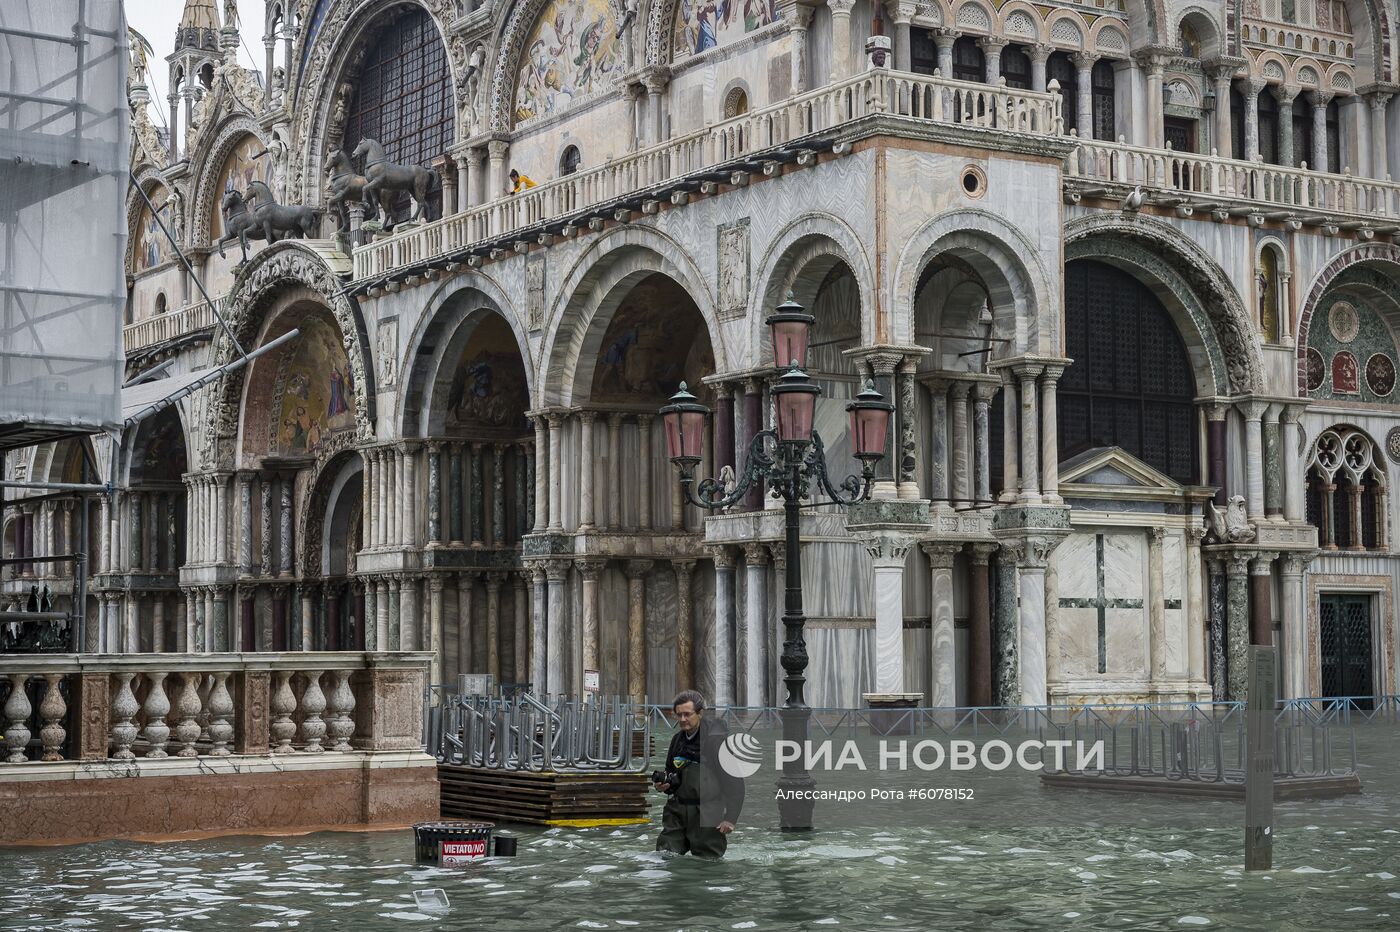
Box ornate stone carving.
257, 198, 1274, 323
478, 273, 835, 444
717, 219, 750, 321
1205, 495, 1256, 544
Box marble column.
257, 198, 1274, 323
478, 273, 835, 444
259, 478, 273, 576
530, 566, 547, 690
377, 448, 390, 549
238, 474, 253, 575
515, 442, 531, 541
364, 581, 378, 651
578, 412, 597, 531
1279, 555, 1308, 699
491, 445, 506, 546
1249, 554, 1274, 647
1147, 528, 1167, 693
890, 3, 913, 72
972, 380, 995, 507
928, 377, 949, 507
949, 381, 971, 509
637, 415, 654, 531
402, 443, 418, 547
1071, 52, 1096, 139
674, 560, 696, 692
456, 573, 473, 677
485, 572, 505, 680
1206, 404, 1228, 505
742, 382, 763, 511
1039, 365, 1064, 504
278, 477, 293, 577
513, 574, 529, 684
968, 545, 994, 707
1225, 555, 1250, 700
376, 578, 390, 651
578, 560, 605, 687
1281, 405, 1306, 522
1139, 51, 1167, 149
1263, 404, 1283, 520
544, 560, 569, 694
486, 139, 509, 201
1243, 79, 1264, 162
788, 5, 813, 93
993, 547, 1020, 706
933, 28, 958, 77
1240, 400, 1267, 519
469, 443, 485, 546
152, 597, 166, 653
547, 415, 564, 532
299, 587, 314, 652
869, 536, 912, 696
828, 0, 854, 81
625, 561, 652, 704
402, 574, 421, 652
923, 544, 959, 707
606, 414, 624, 530
1017, 364, 1043, 503
897, 361, 919, 500
712, 547, 736, 708
1277, 85, 1298, 166
361, 453, 374, 552
741, 545, 768, 706
1186, 527, 1207, 693
999, 369, 1019, 502
1309, 91, 1332, 172
424, 575, 442, 684
128, 492, 142, 572
1029, 43, 1051, 93
1018, 545, 1050, 707
978, 36, 1007, 84
1209, 64, 1235, 159
426, 443, 443, 545
1367, 91, 1391, 181
532, 417, 548, 533
445, 442, 463, 545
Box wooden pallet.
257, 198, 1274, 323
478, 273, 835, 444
438, 764, 652, 826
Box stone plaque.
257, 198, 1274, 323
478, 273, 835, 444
716, 218, 750, 321
526, 256, 546, 331
1328, 300, 1359, 343
1386, 427, 1400, 465
1305, 346, 1326, 392
1366, 353, 1395, 396
1332, 350, 1359, 394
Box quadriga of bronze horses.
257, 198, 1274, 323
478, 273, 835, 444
350, 137, 437, 228
215, 188, 268, 263
244, 180, 320, 246
324, 149, 378, 232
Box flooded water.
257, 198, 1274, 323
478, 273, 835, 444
3, 726, 1398, 931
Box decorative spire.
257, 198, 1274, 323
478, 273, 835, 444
179, 0, 220, 32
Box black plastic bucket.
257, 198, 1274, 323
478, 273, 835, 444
413, 820, 495, 864
494, 833, 518, 857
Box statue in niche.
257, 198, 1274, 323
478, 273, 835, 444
1205, 495, 1255, 544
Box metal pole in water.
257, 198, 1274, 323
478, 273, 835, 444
1245, 644, 1276, 871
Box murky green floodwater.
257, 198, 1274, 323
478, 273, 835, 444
3, 726, 1398, 931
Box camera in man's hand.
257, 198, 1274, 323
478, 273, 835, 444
651, 769, 681, 794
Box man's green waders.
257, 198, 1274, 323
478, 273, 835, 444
655, 756, 728, 858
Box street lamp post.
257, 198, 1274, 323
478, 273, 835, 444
660, 298, 892, 831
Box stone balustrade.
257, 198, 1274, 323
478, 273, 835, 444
122, 296, 223, 354
0, 651, 431, 764
351, 68, 1064, 281
1066, 138, 1400, 225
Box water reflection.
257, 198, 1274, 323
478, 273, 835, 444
2, 727, 1398, 931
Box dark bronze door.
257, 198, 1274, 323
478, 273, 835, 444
1319, 595, 1374, 707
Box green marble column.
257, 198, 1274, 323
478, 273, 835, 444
993, 548, 1020, 706
1263, 417, 1282, 519
1225, 556, 1250, 701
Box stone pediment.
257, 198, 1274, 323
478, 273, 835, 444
1058, 447, 1195, 504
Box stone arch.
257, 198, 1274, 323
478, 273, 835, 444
206, 242, 375, 467
541, 228, 724, 407
298, 448, 364, 578
1121, 0, 1167, 46
291, 0, 460, 207
999, 2, 1046, 43
120, 403, 192, 487
189, 116, 268, 247
124, 168, 173, 274
1064, 213, 1262, 395
1295, 243, 1400, 395
750, 213, 878, 364
399, 274, 537, 437
892, 208, 1054, 358
1174, 6, 1222, 58
1224, 0, 1391, 82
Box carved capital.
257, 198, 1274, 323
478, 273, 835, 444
625, 559, 654, 580
708, 545, 738, 569
920, 542, 960, 569
542, 558, 571, 580
741, 542, 769, 565
577, 558, 606, 581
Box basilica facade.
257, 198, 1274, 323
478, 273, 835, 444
5, 0, 1399, 709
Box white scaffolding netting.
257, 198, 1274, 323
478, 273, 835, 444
0, 0, 128, 443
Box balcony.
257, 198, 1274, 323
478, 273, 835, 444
1066, 139, 1400, 231
122, 295, 224, 355
350, 69, 1064, 282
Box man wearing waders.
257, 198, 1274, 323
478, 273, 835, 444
653, 690, 745, 859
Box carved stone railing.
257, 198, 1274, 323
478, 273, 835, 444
122, 296, 224, 354
351, 70, 1064, 281
1066, 138, 1400, 225
0, 651, 430, 764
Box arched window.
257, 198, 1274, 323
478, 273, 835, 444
1091, 60, 1116, 141
953, 37, 984, 83
559, 145, 581, 176
1001, 45, 1032, 90
1307, 427, 1387, 550
1059, 260, 1198, 483
723, 87, 749, 118
1258, 245, 1282, 342
1047, 52, 1078, 135
1179, 20, 1201, 58
155, 292, 167, 315
343, 7, 452, 223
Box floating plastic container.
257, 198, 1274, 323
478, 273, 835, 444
413, 888, 450, 912
413, 821, 495, 865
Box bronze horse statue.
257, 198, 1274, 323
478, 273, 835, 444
215, 188, 268, 262
350, 137, 437, 228
244, 180, 320, 246
324, 149, 378, 232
